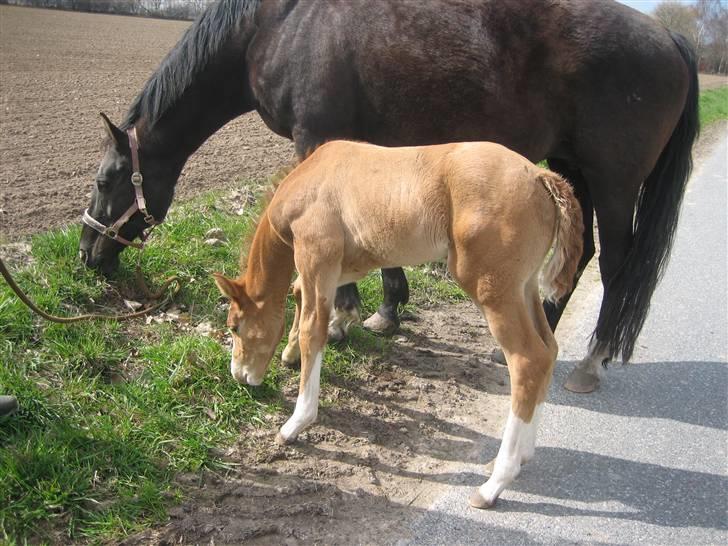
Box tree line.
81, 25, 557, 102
655, 0, 727, 74
0, 0, 215, 20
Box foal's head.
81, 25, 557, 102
213, 273, 286, 386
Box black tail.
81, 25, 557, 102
595, 31, 700, 362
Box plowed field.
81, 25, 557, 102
0, 5, 294, 240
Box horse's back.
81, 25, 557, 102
250, 0, 689, 163
271, 140, 556, 276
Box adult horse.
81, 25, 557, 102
79, 0, 699, 392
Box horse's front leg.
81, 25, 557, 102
362, 267, 409, 335
277, 277, 335, 444
328, 283, 361, 342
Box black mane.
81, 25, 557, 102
123, 0, 260, 129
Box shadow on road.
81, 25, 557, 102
548, 359, 727, 430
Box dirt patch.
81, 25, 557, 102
698, 73, 728, 90
120, 303, 510, 546
0, 6, 294, 240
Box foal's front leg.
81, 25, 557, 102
277, 278, 335, 444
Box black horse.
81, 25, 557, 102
80, 0, 698, 392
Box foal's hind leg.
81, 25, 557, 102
469, 297, 555, 509
282, 278, 303, 366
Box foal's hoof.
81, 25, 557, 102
281, 357, 301, 369
362, 312, 398, 336
490, 348, 507, 365
468, 489, 495, 510
564, 367, 600, 393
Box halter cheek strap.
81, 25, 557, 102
82, 127, 159, 248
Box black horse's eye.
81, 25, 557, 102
96, 177, 110, 192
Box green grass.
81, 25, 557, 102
699, 86, 728, 126
0, 191, 461, 544
1, 86, 723, 544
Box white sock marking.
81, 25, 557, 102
479, 408, 530, 504
279, 351, 323, 441
520, 403, 543, 465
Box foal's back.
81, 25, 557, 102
269, 140, 556, 275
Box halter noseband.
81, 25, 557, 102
82, 127, 159, 249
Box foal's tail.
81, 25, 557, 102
539, 172, 585, 303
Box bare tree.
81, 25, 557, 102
654, 0, 728, 74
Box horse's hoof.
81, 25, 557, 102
327, 325, 347, 342
362, 312, 398, 336
281, 346, 301, 368
281, 357, 301, 369
490, 348, 507, 365
564, 367, 600, 393
468, 489, 495, 510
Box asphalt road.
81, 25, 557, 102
401, 127, 728, 545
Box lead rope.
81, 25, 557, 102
0, 254, 180, 324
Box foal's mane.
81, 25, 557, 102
238, 161, 300, 269
123, 0, 261, 129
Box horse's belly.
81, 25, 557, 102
344, 225, 449, 273
380, 234, 449, 267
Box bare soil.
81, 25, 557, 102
1, 7, 725, 545
0, 6, 294, 240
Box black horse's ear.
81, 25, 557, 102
99, 112, 126, 148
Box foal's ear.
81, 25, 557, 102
213, 273, 242, 301
99, 112, 126, 149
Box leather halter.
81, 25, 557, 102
82, 127, 158, 249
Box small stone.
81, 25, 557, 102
124, 299, 143, 311
194, 321, 215, 336
204, 228, 227, 240
204, 238, 226, 247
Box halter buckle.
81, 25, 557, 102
143, 212, 156, 225
131, 172, 143, 186
105, 227, 118, 239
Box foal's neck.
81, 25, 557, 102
243, 214, 295, 308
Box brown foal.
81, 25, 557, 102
214, 140, 583, 508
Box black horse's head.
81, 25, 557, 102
79, 114, 176, 274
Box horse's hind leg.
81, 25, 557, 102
564, 167, 642, 393
363, 267, 409, 334
469, 297, 555, 509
